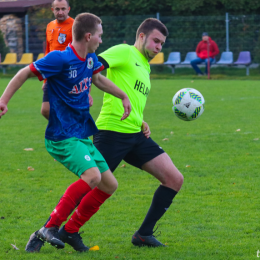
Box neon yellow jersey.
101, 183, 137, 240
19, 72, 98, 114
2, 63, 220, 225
96, 44, 151, 133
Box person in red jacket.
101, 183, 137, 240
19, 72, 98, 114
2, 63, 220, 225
190, 32, 219, 75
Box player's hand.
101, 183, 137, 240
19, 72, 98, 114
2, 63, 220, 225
121, 96, 131, 120
142, 121, 151, 138
0, 101, 8, 119
89, 93, 93, 107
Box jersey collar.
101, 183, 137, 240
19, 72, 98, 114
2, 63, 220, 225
69, 43, 86, 62
132, 46, 149, 64
132, 46, 150, 71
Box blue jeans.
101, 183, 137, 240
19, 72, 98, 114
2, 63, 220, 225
190, 58, 214, 75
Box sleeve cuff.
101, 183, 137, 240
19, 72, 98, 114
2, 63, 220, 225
29, 63, 44, 81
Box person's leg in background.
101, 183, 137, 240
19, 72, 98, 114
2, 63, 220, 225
190, 58, 204, 75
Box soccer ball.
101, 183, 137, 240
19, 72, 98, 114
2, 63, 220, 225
172, 88, 205, 121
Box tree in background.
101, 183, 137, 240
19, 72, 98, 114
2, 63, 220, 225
27, 0, 260, 18
0, 30, 10, 61
67, 0, 260, 17
25, 0, 260, 63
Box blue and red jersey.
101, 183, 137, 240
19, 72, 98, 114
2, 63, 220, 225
30, 43, 104, 141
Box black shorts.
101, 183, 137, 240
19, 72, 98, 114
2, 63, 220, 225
93, 130, 165, 172
42, 82, 49, 102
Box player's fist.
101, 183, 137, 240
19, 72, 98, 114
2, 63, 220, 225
0, 101, 8, 118
89, 93, 93, 107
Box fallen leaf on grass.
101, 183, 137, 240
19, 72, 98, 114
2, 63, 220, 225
27, 166, 34, 171
253, 138, 259, 141
170, 131, 174, 135
191, 81, 194, 83
24, 148, 34, 151
89, 245, 99, 251
11, 244, 19, 250
186, 165, 191, 168
162, 138, 169, 141
236, 129, 241, 132
120, 164, 126, 168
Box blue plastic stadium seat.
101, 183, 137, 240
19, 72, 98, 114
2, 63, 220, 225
164, 52, 181, 73
216, 52, 233, 64
233, 51, 251, 76
181, 52, 198, 65
164, 52, 181, 65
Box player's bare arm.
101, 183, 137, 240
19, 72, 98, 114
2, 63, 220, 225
0, 66, 36, 118
92, 73, 131, 120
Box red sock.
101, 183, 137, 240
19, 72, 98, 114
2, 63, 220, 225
65, 187, 111, 233
45, 179, 92, 228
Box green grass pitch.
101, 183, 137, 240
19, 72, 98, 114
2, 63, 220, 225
0, 78, 260, 259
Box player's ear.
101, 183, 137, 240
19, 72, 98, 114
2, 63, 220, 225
51, 7, 54, 12
139, 33, 145, 42
68, 6, 70, 13
85, 32, 91, 42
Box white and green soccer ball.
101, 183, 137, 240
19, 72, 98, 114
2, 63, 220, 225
172, 88, 205, 121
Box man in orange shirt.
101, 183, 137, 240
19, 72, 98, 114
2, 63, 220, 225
41, 0, 93, 119
41, 0, 74, 120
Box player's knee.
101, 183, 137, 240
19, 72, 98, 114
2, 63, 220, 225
177, 172, 184, 187
81, 170, 102, 188
165, 171, 184, 191
89, 173, 102, 187
109, 178, 118, 193
98, 174, 118, 194
41, 106, 49, 120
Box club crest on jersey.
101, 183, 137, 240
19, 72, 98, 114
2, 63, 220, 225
58, 33, 67, 44
87, 57, 94, 69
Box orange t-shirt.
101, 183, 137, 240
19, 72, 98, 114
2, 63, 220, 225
45, 16, 74, 55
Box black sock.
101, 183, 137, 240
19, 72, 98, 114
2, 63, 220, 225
138, 185, 177, 236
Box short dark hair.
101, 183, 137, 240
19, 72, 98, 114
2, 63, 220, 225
52, 0, 69, 7
136, 18, 169, 40
73, 13, 102, 41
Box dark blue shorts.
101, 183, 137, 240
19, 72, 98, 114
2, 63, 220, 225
93, 130, 165, 172
42, 82, 49, 102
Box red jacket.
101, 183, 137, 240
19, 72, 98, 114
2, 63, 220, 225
196, 37, 219, 59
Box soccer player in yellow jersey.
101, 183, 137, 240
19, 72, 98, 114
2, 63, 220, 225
94, 18, 184, 247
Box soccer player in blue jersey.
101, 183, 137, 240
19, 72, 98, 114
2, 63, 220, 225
0, 13, 131, 252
